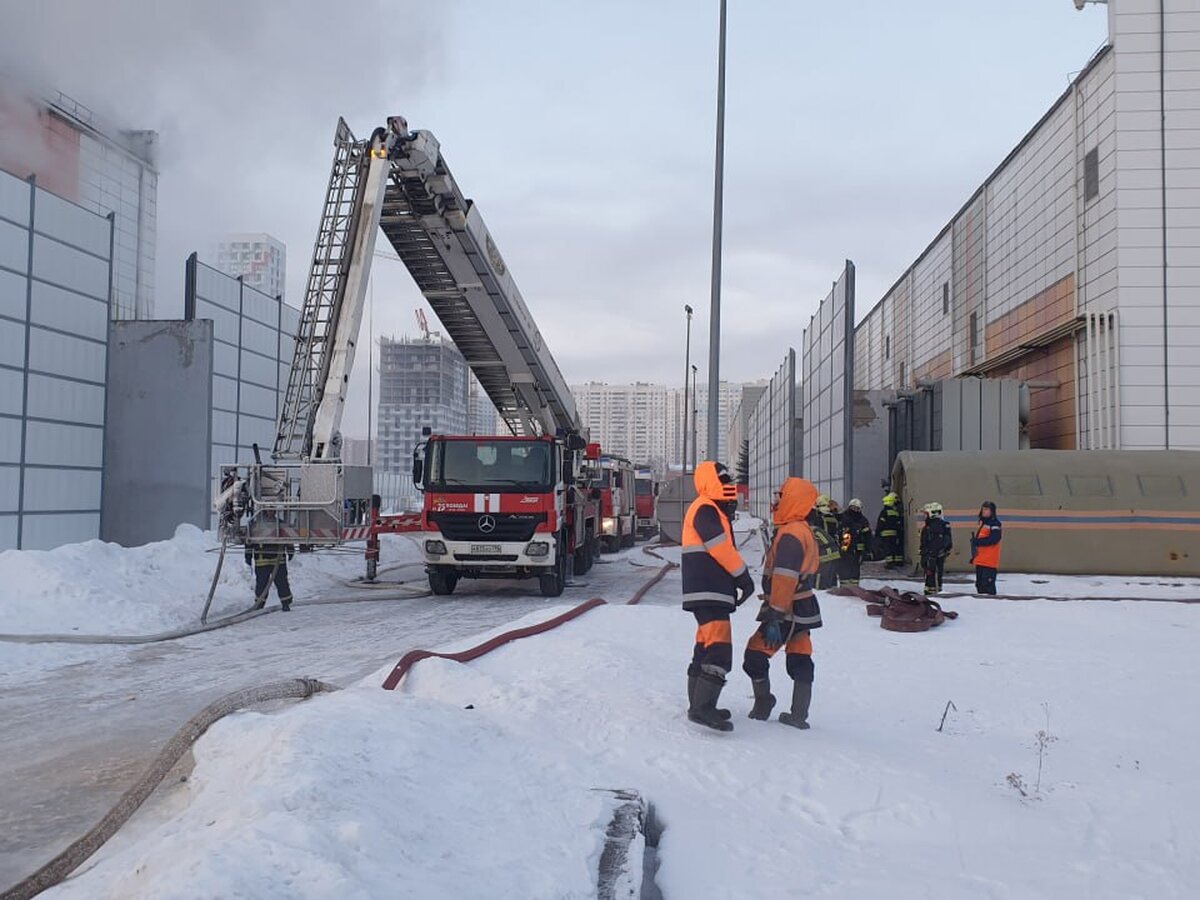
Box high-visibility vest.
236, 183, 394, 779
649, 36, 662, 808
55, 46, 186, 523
681, 496, 746, 611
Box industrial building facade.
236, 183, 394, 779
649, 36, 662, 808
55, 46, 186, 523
855, 0, 1200, 453
0, 80, 157, 320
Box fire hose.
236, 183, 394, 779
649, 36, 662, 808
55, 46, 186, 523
0, 679, 337, 900
1, 561, 675, 897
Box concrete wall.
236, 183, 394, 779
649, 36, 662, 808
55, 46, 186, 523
101, 320, 213, 546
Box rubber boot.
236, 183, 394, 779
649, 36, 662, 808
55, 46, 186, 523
688, 672, 734, 732
747, 678, 776, 720
778, 680, 812, 730
688, 673, 731, 720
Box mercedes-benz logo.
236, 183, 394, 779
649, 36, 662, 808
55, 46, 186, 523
477, 515, 497, 534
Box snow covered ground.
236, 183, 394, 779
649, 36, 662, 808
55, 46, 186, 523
31, 535, 1200, 899
0, 525, 423, 636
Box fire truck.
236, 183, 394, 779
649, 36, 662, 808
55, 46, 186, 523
216, 116, 600, 598
592, 453, 637, 551
634, 467, 659, 539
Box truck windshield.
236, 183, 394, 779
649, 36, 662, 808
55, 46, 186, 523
635, 479, 652, 496
429, 440, 553, 489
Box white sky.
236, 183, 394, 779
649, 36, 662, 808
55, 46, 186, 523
0, 1, 1109, 438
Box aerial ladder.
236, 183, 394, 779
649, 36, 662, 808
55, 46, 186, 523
216, 117, 596, 598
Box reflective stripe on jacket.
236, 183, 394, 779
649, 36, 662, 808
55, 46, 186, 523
973, 518, 1002, 568
758, 478, 822, 629
681, 464, 747, 611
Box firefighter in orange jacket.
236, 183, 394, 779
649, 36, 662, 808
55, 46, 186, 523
742, 477, 822, 729
682, 460, 755, 732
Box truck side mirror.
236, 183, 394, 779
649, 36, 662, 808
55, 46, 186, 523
566, 433, 587, 452
411, 442, 426, 489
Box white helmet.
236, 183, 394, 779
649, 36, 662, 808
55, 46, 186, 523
848, 498, 863, 510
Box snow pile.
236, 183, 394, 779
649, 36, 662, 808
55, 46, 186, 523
0, 526, 421, 636
48, 587, 1200, 898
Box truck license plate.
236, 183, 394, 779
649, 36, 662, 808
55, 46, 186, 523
470, 543, 502, 554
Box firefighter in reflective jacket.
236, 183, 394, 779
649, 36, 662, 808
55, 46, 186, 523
808, 495, 840, 589
681, 461, 755, 732
919, 502, 953, 595
838, 498, 872, 585
876, 491, 905, 568
970, 500, 1002, 595
742, 477, 822, 729
245, 542, 294, 611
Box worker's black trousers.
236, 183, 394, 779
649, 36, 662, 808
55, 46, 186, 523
975, 566, 997, 596
839, 553, 862, 585
923, 557, 945, 594
255, 563, 293, 604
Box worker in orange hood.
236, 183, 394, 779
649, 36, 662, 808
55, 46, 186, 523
742, 476, 822, 729
681, 460, 755, 732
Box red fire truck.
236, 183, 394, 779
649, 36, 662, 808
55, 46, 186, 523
634, 467, 658, 539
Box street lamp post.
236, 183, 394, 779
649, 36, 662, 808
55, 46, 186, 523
706, 0, 728, 463
680, 304, 694, 541
682, 304, 693, 474
691, 364, 699, 471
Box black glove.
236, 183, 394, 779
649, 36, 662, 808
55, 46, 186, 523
735, 571, 755, 607
760, 607, 788, 651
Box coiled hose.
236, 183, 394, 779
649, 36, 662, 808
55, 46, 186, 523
1, 678, 337, 900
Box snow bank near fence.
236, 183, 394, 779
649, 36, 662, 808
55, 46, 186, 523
49, 585, 1200, 899
0, 526, 420, 636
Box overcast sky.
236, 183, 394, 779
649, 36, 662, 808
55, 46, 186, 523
1, 1, 1108, 439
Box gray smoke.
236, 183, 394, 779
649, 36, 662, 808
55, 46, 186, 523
0, 0, 448, 314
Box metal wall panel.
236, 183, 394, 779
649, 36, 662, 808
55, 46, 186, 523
0, 219, 28, 273
183, 254, 297, 524
0, 171, 29, 224
0, 267, 26, 319
0, 177, 112, 549
0, 465, 19, 510
0, 513, 16, 547
0, 367, 22, 415
31, 235, 109, 300
20, 512, 101, 550
28, 328, 107, 383
29, 280, 108, 336
800, 262, 856, 503
23, 468, 102, 511
747, 351, 797, 521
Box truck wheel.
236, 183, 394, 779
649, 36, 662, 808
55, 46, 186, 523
539, 539, 567, 597
583, 528, 596, 572
622, 525, 635, 549
429, 570, 457, 595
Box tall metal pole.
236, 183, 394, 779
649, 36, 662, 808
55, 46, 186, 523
682, 305, 693, 473
691, 365, 699, 470
706, 0, 727, 463
679, 305, 693, 542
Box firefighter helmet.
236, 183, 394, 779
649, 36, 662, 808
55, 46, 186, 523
925, 502, 943, 518
816, 493, 831, 513
882, 492, 898, 507
848, 498, 863, 511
